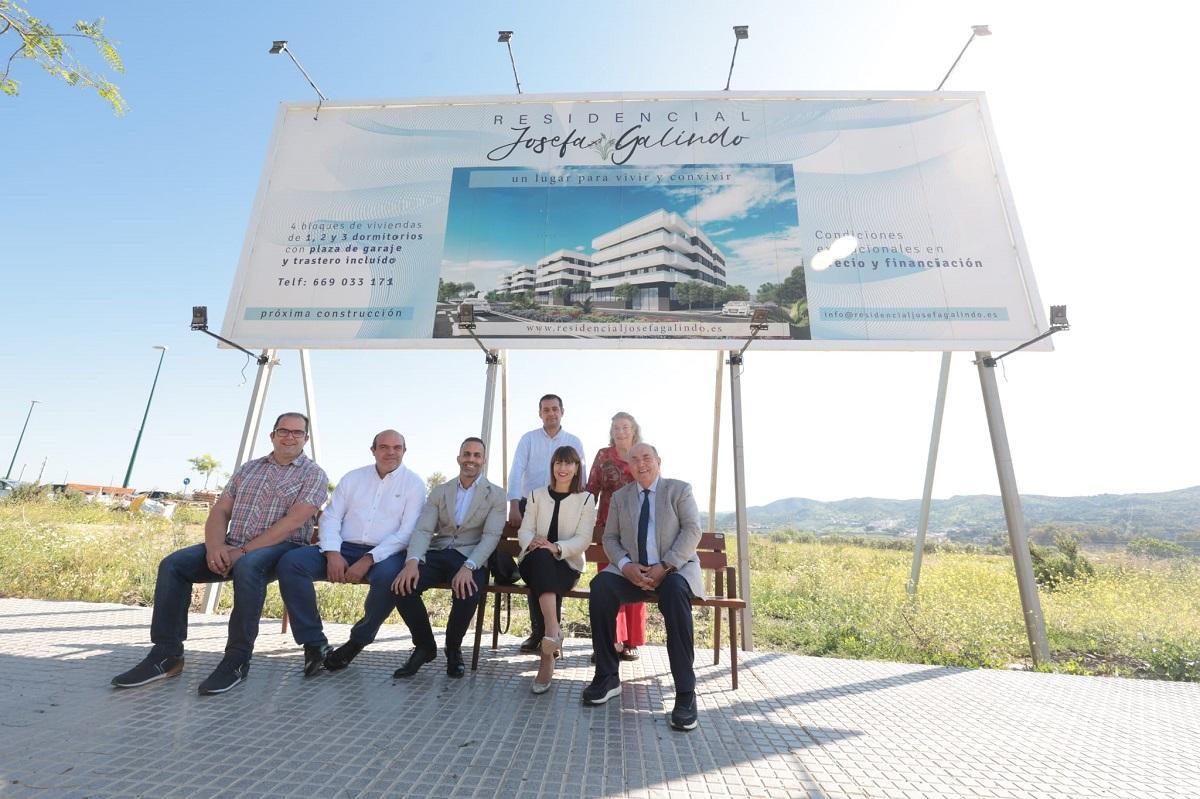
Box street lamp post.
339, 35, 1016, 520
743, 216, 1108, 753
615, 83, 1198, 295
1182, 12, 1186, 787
122, 345, 168, 488
5, 400, 40, 479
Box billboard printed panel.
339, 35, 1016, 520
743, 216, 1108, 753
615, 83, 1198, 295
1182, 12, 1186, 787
222, 92, 1048, 351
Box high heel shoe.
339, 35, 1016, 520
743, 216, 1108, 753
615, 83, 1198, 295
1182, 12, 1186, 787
540, 633, 563, 657
531, 678, 551, 694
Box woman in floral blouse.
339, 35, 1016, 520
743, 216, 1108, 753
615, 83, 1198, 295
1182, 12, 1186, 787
585, 411, 646, 659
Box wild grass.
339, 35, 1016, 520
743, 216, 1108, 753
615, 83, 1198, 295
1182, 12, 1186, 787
2, 497, 1196, 680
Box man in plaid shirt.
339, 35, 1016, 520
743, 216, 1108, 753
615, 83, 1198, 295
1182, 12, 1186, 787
112, 411, 328, 695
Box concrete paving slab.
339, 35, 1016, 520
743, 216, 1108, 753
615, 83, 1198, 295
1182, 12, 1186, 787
0, 598, 1197, 798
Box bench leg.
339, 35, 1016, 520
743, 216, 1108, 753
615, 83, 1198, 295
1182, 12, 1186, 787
281, 609, 289, 636
713, 604, 721, 666
491, 593, 502, 650
728, 607, 738, 690
472, 591, 488, 671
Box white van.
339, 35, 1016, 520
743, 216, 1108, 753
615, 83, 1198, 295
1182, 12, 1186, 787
460, 297, 492, 313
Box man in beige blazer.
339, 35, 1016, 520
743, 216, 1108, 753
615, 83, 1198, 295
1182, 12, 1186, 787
390, 437, 506, 679
583, 443, 703, 731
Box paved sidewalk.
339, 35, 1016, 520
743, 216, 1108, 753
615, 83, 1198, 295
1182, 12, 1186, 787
0, 598, 1197, 798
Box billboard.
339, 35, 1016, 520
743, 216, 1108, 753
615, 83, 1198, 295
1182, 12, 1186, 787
222, 91, 1048, 351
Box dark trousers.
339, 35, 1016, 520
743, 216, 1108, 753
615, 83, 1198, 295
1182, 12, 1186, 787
394, 549, 489, 653
277, 543, 406, 648
519, 548, 579, 625
590, 570, 695, 693
149, 541, 299, 663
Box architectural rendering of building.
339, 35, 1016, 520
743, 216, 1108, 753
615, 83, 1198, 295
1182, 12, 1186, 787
494, 209, 727, 311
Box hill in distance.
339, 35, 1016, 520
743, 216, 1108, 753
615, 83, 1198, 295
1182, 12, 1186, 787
708, 485, 1200, 544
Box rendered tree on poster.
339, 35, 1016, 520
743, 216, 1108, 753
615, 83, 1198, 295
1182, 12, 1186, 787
0, 1, 126, 113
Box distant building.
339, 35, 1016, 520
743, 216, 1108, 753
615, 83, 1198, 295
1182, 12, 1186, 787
535, 250, 595, 304
492, 209, 727, 311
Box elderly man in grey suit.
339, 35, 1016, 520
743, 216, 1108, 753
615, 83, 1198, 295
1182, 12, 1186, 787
583, 442, 703, 731
391, 437, 506, 679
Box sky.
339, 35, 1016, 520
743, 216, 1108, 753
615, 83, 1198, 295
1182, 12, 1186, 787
1, 1, 1197, 510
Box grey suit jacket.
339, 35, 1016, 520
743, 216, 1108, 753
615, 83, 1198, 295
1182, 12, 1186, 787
602, 477, 704, 597
406, 477, 506, 566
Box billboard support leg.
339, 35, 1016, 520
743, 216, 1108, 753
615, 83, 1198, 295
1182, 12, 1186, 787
908, 352, 952, 595
299, 349, 321, 465
975, 351, 1050, 665
727, 350, 754, 651
707, 351, 723, 598
481, 349, 500, 455
500, 352, 508, 493
203, 348, 276, 615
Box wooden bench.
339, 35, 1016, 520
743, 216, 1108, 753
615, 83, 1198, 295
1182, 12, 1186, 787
470, 524, 747, 689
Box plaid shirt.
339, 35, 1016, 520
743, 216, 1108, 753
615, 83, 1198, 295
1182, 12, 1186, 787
224, 452, 328, 546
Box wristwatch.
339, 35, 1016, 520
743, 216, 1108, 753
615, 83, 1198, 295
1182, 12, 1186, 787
464, 559, 477, 570
662, 563, 677, 575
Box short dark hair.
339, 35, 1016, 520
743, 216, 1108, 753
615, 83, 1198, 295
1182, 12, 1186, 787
460, 436, 486, 453
539, 394, 563, 410
273, 412, 309, 432
548, 445, 583, 493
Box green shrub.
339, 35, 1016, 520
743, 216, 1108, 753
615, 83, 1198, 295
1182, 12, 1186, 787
1127, 537, 1194, 560
1030, 532, 1095, 590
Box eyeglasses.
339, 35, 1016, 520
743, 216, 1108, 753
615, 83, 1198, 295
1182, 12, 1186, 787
273, 428, 308, 439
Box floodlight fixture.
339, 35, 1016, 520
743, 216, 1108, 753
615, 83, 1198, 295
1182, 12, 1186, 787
936, 24, 992, 91
736, 305, 772, 357
268, 39, 329, 119
981, 304, 1070, 367
189, 305, 269, 365
455, 303, 495, 358
724, 25, 750, 91
498, 30, 523, 94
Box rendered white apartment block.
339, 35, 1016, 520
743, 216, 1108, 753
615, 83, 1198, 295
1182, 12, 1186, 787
498, 265, 536, 295
589, 210, 727, 310
490, 210, 726, 310
535, 250, 595, 304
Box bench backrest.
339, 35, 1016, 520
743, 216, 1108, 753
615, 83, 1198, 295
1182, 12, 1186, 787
496, 524, 733, 589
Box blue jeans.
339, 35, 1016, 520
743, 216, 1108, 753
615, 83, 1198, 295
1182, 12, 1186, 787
277, 544, 406, 647
149, 540, 299, 662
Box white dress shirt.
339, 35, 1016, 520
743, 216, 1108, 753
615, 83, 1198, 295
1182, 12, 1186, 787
318, 463, 427, 562
507, 427, 587, 501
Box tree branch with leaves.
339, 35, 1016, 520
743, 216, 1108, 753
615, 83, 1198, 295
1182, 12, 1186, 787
0, 0, 126, 113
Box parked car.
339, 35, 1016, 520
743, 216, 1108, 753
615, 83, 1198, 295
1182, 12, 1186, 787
721, 300, 753, 316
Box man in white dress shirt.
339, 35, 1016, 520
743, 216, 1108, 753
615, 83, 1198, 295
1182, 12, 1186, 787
277, 429, 426, 676
506, 393, 587, 652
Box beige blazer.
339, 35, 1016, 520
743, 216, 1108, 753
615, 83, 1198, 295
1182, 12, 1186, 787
406, 476, 506, 566
601, 477, 703, 597
517, 487, 597, 573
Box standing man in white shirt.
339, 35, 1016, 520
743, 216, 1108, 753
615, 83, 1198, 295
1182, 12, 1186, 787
507, 393, 587, 652
277, 429, 426, 677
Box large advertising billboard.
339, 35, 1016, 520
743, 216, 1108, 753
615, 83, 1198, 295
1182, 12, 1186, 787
222, 91, 1048, 351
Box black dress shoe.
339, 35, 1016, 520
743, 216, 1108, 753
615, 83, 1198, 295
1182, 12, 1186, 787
445, 648, 466, 678
303, 644, 332, 677
518, 634, 543, 653
392, 647, 437, 679
324, 640, 365, 672
669, 693, 699, 731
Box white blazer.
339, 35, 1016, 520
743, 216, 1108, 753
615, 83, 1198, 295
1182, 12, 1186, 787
517, 487, 597, 573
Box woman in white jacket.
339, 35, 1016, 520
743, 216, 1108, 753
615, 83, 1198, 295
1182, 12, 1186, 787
518, 445, 597, 693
